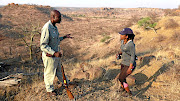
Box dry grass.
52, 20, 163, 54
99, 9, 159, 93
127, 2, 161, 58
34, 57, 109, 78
0, 63, 44, 101
155, 34, 167, 42
0, 4, 180, 101
130, 15, 141, 24
163, 9, 180, 16
144, 63, 180, 100
100, 35, 111, 43
171, 30, 180, 41
155, 45, 180, 60
164, 19, 179, 29
147, 12, 159, 22
86, 55, 120, 68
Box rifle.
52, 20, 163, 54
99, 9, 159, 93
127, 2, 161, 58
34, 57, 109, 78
61, 65, 74, 100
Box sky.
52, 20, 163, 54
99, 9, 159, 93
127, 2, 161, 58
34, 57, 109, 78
0, 0, 180, 9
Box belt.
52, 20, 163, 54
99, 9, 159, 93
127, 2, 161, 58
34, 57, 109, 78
46, 53, 55, 57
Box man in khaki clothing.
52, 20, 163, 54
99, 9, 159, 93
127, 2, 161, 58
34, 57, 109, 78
40, 10, 72, 96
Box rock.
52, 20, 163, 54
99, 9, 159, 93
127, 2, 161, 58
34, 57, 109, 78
103, 69, 121, 80
107, 61, 121, 70
70, 71, 89, 81
110, 61, 117, 66
86, 67, 105, 80
107, 65, 121, 70
71, 63, 105, 81
168, 52, 176, 59
97, 96, 104, 101
126, 75, 136, 86
80, 62, 92, 72
0, 78, 21, 87
71, 68, 82, 76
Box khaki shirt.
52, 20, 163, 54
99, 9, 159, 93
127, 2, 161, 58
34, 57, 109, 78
40, 20, 64, 56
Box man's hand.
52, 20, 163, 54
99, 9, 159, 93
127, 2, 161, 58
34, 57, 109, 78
54, 52, 62, 57
46, 53, 53, 57
63, 34, 73, 39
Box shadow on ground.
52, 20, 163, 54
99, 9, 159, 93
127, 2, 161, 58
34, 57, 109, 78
139, 55, 156, 68
133, 61, 174, 100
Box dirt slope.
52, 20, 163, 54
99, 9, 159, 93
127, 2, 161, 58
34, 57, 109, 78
0, 4, 180, 101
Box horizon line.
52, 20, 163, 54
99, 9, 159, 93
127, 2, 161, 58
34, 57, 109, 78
0, 4, 176, 9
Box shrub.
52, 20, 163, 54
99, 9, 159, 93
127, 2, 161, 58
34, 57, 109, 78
171, 31, 180, 41
138, 17, 156, 28
62, 14, 73, 21
164, 9, 179, 16
21, 23, 40, 60
138, 17, 157, 33
164, 19, 179, 29
100, 35, 111, 42
130, 15, 141, 24
156, 34, 167, 42
71, 14, 85, 17
147, 12, 159, 23
123, 21, 133, 28
124, 15, 141, 28
134, 31, 140, 35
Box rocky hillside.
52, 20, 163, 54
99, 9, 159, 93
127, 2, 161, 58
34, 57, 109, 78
0, 4, 180, 101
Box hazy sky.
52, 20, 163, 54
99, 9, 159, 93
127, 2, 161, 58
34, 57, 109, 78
1, 0, 180, 9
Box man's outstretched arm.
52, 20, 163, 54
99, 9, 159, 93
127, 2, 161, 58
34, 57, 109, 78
59, 34, 73, 41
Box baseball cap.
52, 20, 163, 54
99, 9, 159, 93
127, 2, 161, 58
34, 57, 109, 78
119, 28, 134, 35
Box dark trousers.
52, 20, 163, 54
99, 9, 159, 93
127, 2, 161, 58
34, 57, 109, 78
118, 64, 132, 86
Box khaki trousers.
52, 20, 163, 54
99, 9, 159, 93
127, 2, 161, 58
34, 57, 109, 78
42, 52, 69, 92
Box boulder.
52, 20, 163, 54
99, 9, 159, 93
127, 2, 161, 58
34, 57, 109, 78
126, 75, 136, 86
80, 62, 92, 72
103, 69, 120, 80
86, 67, 105, 80
70, 71, 89, 81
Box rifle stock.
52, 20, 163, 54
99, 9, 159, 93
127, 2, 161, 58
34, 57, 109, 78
61, 65, 74, 100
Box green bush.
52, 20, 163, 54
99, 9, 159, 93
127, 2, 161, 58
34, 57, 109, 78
100, 35, 111, 42
138, 17, 157, 33
138, 17, 156, 28
149, 23, 157, 28
71, 14, 85, 17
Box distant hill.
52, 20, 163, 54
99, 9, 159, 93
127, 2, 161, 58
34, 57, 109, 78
0, 5, 5, 8
55, 7, 165, 18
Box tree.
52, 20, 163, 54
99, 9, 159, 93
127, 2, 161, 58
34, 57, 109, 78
138, 17, 157, 34
20, 23, 40, 60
